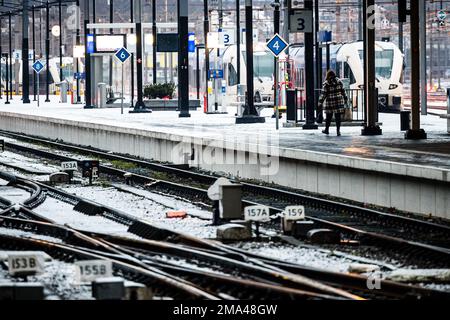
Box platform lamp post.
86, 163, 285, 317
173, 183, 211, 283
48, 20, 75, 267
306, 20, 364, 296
130, 0, 151, 113
361, 0, 382, 135
236, 0, 265, 124
236, 0, 240, 88
45, 1, 50, 102
271, 0, 280, 120
109, 0, 114, 88
178, 0, 190, 118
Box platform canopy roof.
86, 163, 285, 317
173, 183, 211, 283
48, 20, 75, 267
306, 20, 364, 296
0, 0, 74, 17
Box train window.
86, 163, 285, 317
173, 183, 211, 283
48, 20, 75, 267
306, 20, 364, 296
228, 63, 237, 86
343, 62, 356, 84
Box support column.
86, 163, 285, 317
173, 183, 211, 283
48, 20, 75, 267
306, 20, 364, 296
109, 0, 114, 88
22, 1, 31, 103
361, 0, 382, 135
302, 0, 318, 130
130, 0, 135, 107
204, 0, 210, 112
75, 0, 81, 103
236, 0, 265, 124
59, 0, 63, 84
314, 0, 323, 123
32, 6, 37, 101
405, 0, 427, 139
83, 0, 94, 108
419, 0, 427, 115
178, 0, 190, 117
273, 0, 280, 115
131, 0, 151, 112
45, 2, 50, 102
236, 0, 241, 86
152, 0, 157, 84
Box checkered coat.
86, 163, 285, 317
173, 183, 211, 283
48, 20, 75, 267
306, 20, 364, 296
318, 77, 348, 114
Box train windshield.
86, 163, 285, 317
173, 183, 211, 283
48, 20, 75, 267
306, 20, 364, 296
243, 51, 274, 78
358, 49, 394, 79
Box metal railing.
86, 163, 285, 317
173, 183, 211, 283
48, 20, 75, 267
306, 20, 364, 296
289, 88, 365, 123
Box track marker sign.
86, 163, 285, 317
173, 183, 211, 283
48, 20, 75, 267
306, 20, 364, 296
266, 34, 289, 57
283, 205, 306, 221
244, 205, 271, 222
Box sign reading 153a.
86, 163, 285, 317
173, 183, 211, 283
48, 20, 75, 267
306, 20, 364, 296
244, 205, 271, 222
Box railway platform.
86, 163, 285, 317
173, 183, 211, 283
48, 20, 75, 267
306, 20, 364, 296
0, 97, 449, 219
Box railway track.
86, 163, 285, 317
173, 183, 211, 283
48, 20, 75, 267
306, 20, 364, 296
1, 171, 448, 299
1, 131, 450, 269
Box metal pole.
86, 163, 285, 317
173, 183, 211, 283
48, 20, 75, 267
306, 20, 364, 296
130, 0, 135, 108
204, 0, 210, 112
84, 0, 93, 108
273, 0, 280, 122
9, 13, 12, 101
22, 0, 31, 103
131, 0, 150, 112
196, 45, 200, 99
236, 0, 241, 86
314, 0, 322, 123
0, 17, 2, 100
405, 0, 427, 139
109, 0, 114, 88
398, 22, 403, 53
33, 6, 37, 101
361, 0, 381, 135
152, 0, 157, 84
302, 0, 318, 130
4, 53, 10, 104
358, 0, 363, 40
419, 0, 427, 115
178, 0, 190, 118
121, 63, 124, 114
59, 0, 63, 83
76, 0, 81, 103
45, 2, 50, 102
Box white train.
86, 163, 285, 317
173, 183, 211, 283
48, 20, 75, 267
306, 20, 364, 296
290, 40, 404, 112
214, 40, 403, 112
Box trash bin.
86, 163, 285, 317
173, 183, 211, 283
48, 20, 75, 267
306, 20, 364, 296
57, 81, 68, 103
400, 110, 411, 131
97, 83, 107, 108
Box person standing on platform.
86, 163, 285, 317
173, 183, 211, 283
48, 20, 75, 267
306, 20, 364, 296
318, 70, 348, 136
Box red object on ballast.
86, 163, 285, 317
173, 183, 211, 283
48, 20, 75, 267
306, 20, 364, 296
166, 210, 187, 219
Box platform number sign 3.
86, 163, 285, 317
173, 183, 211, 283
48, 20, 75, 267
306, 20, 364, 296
266, 34, 289, 57
244, 205, 271, 222
290, 9, 313, 33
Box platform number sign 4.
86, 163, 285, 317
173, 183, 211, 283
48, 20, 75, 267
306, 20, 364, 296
266, 34, 289, 57
284, 205, 306, 221
115, 47, 131, 64
244, 205, 271, 222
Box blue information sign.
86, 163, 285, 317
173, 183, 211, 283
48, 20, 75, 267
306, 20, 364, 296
188, 32, 196, 53
266, 34, 289, 57
115, 47, 131, 64
32, 60, 45, 73
208, 69, 224, 79
318, 31, 332, 43
87, 34, 95, 54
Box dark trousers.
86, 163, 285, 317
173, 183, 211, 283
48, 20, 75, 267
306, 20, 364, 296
324, 112, 341, 132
